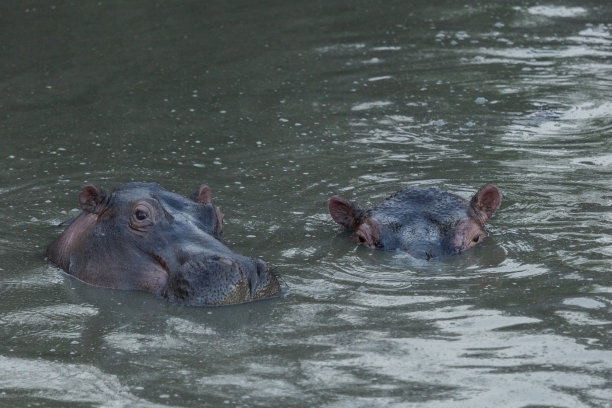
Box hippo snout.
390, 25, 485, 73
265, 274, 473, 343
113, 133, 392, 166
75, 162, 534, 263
162, 255, 280, 306
248, 259, 281, 300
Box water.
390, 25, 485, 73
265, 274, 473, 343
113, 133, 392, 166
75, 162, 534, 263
1, 1, 611, 406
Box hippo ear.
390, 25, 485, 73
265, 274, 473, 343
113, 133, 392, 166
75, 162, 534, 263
194, 184, 212, 204
329, 196, 362, 229
79, 183, 106, 213
470, 184, 501, 223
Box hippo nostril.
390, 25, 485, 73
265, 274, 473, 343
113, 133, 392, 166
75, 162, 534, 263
176, 250, 189, 266
256, 260, 266, 278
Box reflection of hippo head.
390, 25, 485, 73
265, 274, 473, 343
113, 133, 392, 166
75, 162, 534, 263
329, 184, 501, 260
47, 182, 281, 306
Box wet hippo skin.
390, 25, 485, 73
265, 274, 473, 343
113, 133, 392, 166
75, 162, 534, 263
47, 182, 281, 306
329, 184, 501, 260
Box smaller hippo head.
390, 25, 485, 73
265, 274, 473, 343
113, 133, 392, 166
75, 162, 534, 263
328, 184, 501, 260
47, 182, 281, 306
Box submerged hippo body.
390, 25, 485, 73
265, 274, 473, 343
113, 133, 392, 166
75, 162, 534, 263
329, 184, 501, 260
47, 182, 281, 306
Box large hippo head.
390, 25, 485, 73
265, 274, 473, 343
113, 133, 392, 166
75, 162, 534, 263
328, 184, 501, 260
47, 182, 281, 305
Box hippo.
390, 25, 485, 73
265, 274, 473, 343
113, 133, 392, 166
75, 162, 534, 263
47, 182, 281, 306
328, 184, 501, 260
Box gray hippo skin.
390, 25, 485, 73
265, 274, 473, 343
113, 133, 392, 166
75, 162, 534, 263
329, 184, 501, 260
47, 182, 281, 306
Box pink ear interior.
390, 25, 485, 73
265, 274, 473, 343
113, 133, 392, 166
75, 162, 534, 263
196, 185, 212, 204
215, 207, 224, 234
329, 196, 360, 229
79, 183, 104, 213
470, 184, 501, 222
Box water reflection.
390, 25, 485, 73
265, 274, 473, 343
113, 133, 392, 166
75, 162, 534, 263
0, 356, 166, 407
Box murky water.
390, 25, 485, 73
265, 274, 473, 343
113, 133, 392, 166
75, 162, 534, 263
1, 1, 611, 406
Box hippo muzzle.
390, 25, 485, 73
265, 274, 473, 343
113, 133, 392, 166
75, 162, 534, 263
163, 255, 280, 306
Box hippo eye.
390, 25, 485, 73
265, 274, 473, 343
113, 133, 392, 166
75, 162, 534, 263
130, 203, 155, 229
470, 232, 487, 246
